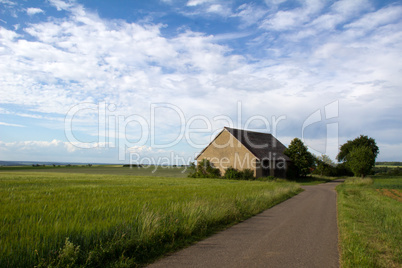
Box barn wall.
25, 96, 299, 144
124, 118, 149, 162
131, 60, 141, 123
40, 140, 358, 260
196, 129, 258, 176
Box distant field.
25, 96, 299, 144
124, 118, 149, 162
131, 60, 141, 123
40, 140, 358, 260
337, 175, 402, 267
0, 171, 301, 267
375, 162, 402, 167
0, 165, 189, 177
375, 165, 399, 168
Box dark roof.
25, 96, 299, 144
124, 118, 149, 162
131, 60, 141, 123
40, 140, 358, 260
224, 127, 290, 161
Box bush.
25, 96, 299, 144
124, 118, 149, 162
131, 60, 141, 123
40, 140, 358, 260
188, 160, 221, 178
240, 169, 255, 180
312, 162, 353, 177
224, 167, 255, 180
122, 164, 143, 168
333, 163, 353, 176
224, 167, 240, 180
188, 162, 255, 180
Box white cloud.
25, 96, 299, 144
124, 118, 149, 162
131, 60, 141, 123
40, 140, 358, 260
0, 122, 25, 127
261, 10, 300, 30
264, 0, 287, 5
260, 0, 325, 30
331, 0, 372, 16
0, 0, 401, 161
183, 0, 233, 17
187, 0, 213, 7
0, 140, 71, 152
0, 0, 16, 6
128, 145, 167, 154
207, 4, 231, 16
0, 139, 122, 162
345, 5, 402, 30
48, 0, 73, 11
26, 7, 44, 15
235, 3, 267, 27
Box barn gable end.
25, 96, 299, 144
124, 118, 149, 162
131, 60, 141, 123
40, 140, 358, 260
195, 127, 291, 178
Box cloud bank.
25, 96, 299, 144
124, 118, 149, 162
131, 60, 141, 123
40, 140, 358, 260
0, 0, 401, 162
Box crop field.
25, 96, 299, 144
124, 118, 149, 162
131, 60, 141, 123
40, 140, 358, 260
0, 165, 189, 177
336, 175, 402, 267
0, 170, 301, 267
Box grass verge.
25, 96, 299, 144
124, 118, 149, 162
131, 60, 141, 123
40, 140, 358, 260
0, 172, 301, 267
336, 176, 402, 267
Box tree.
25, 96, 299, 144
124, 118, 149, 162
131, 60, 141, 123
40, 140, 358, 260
316, 154, 335, 166
347, 146, 375, 178
337, 135, 379, 163
314, 154, 335, 176
337, 135, 379, 177
284, 138, 315, 177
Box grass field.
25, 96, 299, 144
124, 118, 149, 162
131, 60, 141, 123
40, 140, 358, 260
0, 169, 301, 267
336, 175, 402, 267
0, 165, 189, 177
375, 165, 399, 168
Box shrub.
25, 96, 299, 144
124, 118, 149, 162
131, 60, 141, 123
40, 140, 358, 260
240, 169, 255, 180
224, 167, 255, 180
188, 160, 221, 178
312, 162, 353, 177
122, 164, 143, 168
188, 162, 255, 180
224, 167, 240, 180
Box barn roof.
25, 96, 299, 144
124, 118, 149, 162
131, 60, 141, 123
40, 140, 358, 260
224, 127, 290, 161
196, 127, 290, 161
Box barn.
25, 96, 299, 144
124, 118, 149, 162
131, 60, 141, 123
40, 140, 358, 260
195, 127, 291, 178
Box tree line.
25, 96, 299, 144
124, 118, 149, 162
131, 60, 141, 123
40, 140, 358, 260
285, 135, 379, 178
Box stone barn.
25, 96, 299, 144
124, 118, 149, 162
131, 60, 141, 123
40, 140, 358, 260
195, 127, 291, 178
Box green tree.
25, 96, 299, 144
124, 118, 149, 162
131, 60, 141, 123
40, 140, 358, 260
314, 154, 335, 176
284, 138, 315, 178
337, 135, 379, 163
347, 146, 375, 178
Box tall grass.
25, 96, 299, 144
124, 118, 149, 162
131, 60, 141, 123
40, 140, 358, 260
0, 172, 300, 267
337, 176, 402, 267
0, 165, 190, 177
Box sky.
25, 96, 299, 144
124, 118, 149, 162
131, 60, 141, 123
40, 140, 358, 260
0, 0, 401, 164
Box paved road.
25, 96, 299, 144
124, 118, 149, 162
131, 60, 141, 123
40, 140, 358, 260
148, 180, 343, 268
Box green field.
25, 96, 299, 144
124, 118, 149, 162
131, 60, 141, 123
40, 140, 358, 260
336, 175, 402, 267
0, 165, 189, 177
375, 165, 399, 168
0, 168, 301, 267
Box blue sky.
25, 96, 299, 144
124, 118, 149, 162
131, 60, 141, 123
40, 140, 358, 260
0, 0, 401, 164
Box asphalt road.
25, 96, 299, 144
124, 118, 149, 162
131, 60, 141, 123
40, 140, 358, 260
148, 180, 343, 268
